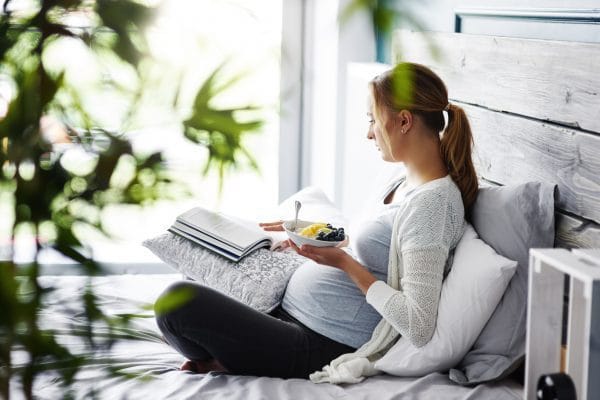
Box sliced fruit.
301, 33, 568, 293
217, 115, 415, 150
299, 223, 327, 237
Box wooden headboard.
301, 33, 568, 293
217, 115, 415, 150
391, 30, 600, 249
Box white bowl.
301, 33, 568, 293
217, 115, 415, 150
283, 220, 344, 248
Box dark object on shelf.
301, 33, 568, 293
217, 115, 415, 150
536, 373, 577, 400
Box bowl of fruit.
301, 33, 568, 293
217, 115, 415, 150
283, 220, 346, 248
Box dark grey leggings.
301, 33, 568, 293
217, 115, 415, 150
154, 281, 355, 379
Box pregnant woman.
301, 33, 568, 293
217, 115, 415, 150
154, 62, 477, 383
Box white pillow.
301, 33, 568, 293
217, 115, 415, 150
374, 224, 518, 376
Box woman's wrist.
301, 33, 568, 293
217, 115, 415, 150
339, 252, 356, 271
341, 256, 378, 294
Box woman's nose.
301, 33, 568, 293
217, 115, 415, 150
367, 129, 374, 140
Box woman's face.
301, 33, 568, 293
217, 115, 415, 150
367, 94, 397, 162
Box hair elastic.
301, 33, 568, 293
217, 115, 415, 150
442, 104, 451, 131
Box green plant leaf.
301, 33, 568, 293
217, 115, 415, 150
183, 65, 264, 191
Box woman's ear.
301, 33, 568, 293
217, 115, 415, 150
397, 110, 413, 133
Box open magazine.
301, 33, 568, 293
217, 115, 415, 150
168, 207, 287, 262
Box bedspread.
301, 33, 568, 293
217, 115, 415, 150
10, 273, 523, 400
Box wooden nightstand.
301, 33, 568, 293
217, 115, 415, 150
525, 249, 600, 400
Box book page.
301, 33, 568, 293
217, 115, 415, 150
227, 214, 290, 250
178, 207, 269, 249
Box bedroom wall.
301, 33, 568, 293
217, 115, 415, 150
403, 1, 600, 43
280, 1, 600, 220
279, 0, 375, 203
395, 30, 600, 248
393, 1, 600, 249
339, 30, 600, 248
370, 1, 600, 61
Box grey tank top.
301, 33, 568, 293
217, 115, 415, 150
281, 177, 410, 348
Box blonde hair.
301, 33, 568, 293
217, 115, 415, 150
369, 62, 478, 212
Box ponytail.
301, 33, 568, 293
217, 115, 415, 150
371, 63, 479, 215
441, 104, 478, 214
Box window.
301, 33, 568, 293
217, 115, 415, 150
3, 0, 283, 263
102, 0, 283, 246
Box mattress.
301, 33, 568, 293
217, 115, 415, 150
11, 273, 524, 400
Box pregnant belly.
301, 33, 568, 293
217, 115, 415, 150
283, 262, 366, 323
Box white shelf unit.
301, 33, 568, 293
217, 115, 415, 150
525, 248, 600, 400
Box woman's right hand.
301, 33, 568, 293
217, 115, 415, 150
259, 220, 285, 231
260, 221, 292, 251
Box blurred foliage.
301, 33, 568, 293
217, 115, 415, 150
0, 0, 430, 398
341, 0, 425, 35
340, 0, 421, 34
0, 0, 264, 398
341, 0, 440, 63
182, 66, 263, 192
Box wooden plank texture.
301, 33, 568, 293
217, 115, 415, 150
463, 103, 600, 224
556, 213, 600, 249
393, 30, 600, 134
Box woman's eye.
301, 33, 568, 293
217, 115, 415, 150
368, 119, 375, 125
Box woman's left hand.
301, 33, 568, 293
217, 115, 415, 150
288, 240, 349, 270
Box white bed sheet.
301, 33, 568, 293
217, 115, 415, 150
11, 273, 523, 400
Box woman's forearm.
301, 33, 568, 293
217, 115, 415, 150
340, 255, 378, 295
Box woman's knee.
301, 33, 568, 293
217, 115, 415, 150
154, 281, 201, 319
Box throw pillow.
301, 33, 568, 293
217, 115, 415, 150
143, 233, 307, 312
144, 186, 346, 313
374, 224, 518, 376
449, 182, 556, 384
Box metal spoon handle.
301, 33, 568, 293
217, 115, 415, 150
293, 200, 302, 230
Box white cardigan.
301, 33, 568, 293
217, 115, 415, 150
310, 175, 464, 384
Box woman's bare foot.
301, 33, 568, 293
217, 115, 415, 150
180, 359, 228, 373
180, 360, 199, 372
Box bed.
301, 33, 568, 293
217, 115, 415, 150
15, 30, 600, 399
12, 273, 523, 400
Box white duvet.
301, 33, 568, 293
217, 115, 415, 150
10, 273, 523, 400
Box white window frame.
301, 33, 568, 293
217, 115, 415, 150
279, 0, 375, 203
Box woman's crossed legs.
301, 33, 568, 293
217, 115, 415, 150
154, 281, 353, 379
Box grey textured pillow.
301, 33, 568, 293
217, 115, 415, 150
449, 182, 556, 384
143, 233, 307, 312
144, 186, 347, 313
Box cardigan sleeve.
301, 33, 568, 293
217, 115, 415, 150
365, 187, 454, 348
366, 246, 448, 347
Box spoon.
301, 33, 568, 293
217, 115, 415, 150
293, 200, 302, 231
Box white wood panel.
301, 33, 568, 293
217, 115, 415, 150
463, 104, 600, 224
393, 30, 600, 134
525, 253, 565, 400
567, 278, 586, 397
589, 281, 600, 399
529, 250, 600, 400
573, 249, 600, 265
